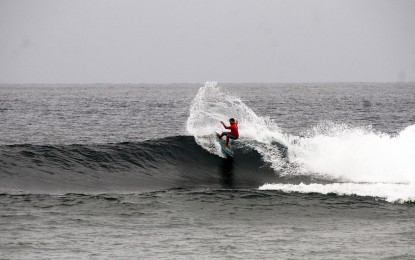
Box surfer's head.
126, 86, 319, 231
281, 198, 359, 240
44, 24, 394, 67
229, 118, 236, 124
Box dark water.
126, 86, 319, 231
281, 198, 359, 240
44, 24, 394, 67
1, 83, 415, 259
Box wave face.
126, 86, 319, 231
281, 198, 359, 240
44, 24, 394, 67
1, 136, 312, 194
186, 82, 415, 203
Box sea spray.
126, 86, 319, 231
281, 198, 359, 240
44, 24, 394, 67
186, 82, 288, 169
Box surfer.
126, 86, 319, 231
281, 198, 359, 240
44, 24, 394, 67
218, 118, 239, 147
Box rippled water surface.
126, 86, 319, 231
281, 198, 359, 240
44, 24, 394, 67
2, 190, 415, 259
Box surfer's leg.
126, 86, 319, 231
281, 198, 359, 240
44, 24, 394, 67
219, 131, 229, 139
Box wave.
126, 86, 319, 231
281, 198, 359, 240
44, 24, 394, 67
185, 82, 415, 203
1, 136, 317, 194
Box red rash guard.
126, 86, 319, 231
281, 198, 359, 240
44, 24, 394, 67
228, 122, 239, 138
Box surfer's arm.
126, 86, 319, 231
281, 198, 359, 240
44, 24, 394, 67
220, 121, 230, 129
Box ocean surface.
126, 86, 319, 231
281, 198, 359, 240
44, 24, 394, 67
1, 82, 415, 259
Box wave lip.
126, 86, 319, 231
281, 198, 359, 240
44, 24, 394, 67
259, 182, 415, 203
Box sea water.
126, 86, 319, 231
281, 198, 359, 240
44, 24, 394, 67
1, 82, 414, 259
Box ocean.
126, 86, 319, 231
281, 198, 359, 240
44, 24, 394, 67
1, 82, 415, 259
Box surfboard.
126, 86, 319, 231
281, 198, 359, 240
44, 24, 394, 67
215, 131, 234, 158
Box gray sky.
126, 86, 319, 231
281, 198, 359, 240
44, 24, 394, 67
1, 0, 415, 83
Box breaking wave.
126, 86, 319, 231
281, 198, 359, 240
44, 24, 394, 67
186, 82, 415, 203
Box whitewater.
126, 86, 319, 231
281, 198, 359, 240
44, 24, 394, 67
187, 82, 415, 203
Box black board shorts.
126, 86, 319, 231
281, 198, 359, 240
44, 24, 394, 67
223, 132, 238, 140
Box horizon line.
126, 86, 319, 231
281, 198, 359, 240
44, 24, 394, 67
1, 81, 414, 85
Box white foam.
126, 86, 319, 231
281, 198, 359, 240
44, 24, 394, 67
259, 182, 415, 203
287, 123, 415, 184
